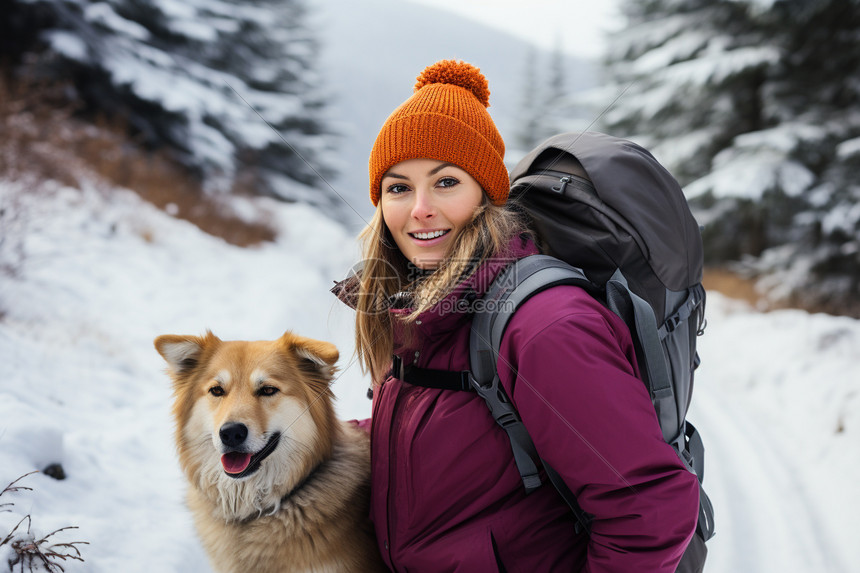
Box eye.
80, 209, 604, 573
208, 385, 225, 397
257, 386, 279, 397
385, 183, 410, 195
437, 176, 460, 188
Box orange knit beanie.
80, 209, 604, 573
368, 60, 509, 206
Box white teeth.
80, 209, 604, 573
412, 230, 448, 240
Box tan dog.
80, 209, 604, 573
154, 331, 385, 573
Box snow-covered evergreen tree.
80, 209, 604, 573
535, 42, 578, 143
514, 48, 543, 154
4, 0, 341, 213
602, 0, 860, 315
511, 45, 597, 159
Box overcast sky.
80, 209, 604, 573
406, 0, 621, 59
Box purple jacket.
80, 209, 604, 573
366, 237, 699, 572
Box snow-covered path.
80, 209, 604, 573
1, 181, 858, 572
693, 384, 851, 572
689, 296, 860, 573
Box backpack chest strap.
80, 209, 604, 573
391, 354, 473, 392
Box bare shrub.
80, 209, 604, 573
1, 473, 88, 572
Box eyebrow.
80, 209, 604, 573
382, 162, 458, 180
429, 162, 456, 175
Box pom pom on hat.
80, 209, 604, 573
414, 60, 491, 108
368, 60, 508, 207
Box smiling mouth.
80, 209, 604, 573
409, 230, 450, 240
221, 432, 281, 479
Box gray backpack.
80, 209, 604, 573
395, 132, 715, 572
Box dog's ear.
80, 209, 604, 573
279, 332, 339, 379
154, 331, 220, 376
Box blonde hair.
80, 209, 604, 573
354, 199, 527, 383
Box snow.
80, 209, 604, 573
691, 296, 860, 572
84, 3, 150, 41
651, 127, 719, 170
661, 44, 780, 87
821, 202, 860, 236
734, 124, 827, 154
29, 0, 342, 210
166, 18, 220, 43
45, 31, 89, 62
607, 13, 693, 62
0, 178, 365, 572
733, 0, 779, 11
684, 126, 822, 201
1, 174, 858, 572
685, 150, 814, 201
631, 31, 710, 76
837, 136, 860, 159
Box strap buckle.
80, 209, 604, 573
391, 354, 404, 380
457, 371, 473, 392
663, 313, 683, 334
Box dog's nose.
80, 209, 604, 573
219, 423, 248, 448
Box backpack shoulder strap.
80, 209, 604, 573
469, 254, 598, 534
604, 270, 678, 445
470, 255, 598, 384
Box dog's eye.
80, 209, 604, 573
209, 385, 225, 397
258, 386, 279, 397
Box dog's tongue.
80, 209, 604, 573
221, 452, 252, 474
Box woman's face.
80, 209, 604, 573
380, 158, 484, 270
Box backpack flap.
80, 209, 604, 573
510, 132, 704, 321
512, 170, 651, 299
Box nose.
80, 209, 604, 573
219, 423, 248, 448
410, 188, 436, 220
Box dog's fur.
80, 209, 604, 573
154, 331, 385, 573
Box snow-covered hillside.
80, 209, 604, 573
20, 0, 340, 211
0, 179, 366, 571
1, 180, 858, 571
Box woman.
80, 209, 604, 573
340, 60, 699, 572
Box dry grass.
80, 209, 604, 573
702, 267, 764, 309
0, 69, 277, 247
702, 266, 858, 317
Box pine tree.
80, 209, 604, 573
603, 0, 770, 184
602, 0, 860, 315
546, 40, 565, 109
512, 43, 596, 157
514, 48, 543, 155
3, 0, 340, 211
535, 40, 569, 143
